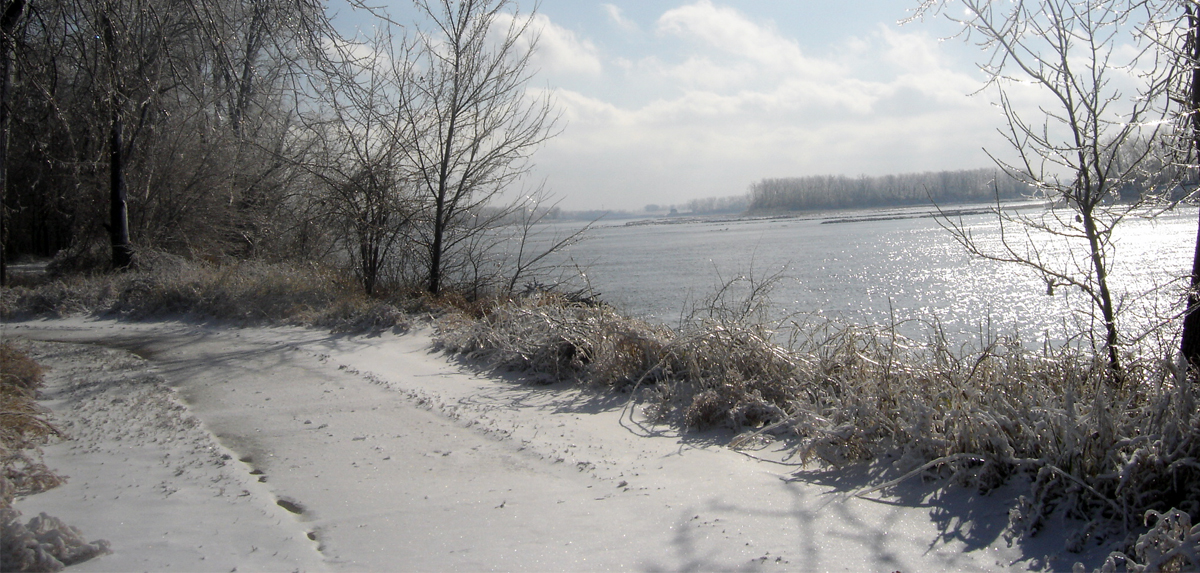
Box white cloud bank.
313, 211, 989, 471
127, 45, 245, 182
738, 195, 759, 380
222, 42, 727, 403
527, 2, 1006, 211
495, 12, 603, 76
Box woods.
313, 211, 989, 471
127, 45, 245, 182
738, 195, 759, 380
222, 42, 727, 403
0, 0, 556, 296
1, 0, 325, 271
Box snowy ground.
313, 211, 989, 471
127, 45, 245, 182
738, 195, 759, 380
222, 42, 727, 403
3, 317, 1101, 571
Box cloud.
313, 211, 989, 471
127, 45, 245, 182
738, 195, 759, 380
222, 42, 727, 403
873, 26, 984, 106
879, 25, 945, 73
495, 12, 602, 76
651, 56, 755, 90
602, 4, 638, 33
526, 2, 1006, 210
655, 0, 838, 77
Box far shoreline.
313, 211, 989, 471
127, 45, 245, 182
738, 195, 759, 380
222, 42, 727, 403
609, 197, 1051, 228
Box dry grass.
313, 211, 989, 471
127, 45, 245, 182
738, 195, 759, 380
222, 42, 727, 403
434, 290, 800, 431
0, 343, 65, 510
436, 292, 1200, 558
788, 325, 1199, 550
0, 253, 411, 333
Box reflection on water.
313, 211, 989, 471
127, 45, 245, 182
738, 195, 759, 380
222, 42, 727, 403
537, 205, 1195, 349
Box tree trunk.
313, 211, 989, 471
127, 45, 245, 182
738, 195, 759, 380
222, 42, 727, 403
1181, 5, 1200, 371
102, 13, 131, 269
428, 110, 458, 296
109, 100, 132, 269
1184, 220, 1200, 369
230, 1, 265, 133
0, 21, 9, 288
428, 206, 444, 295
1082, 207, 1122, 376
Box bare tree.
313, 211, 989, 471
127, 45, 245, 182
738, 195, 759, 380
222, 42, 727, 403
95, 0, 179, 268
300, 29, 417, 295
180, 0, 329, 257
25, 0, 240, 267
2, 0, 329, 268
397, 0, 557, 295
915, 0, 1168, 377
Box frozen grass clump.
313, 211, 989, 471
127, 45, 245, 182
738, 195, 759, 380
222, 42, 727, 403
655, 321, 799, 430
434, 290, 799, 429
1090, 509, 1200, 572
435, 292, 668, 383
788, 323, 1200, 549
1, 509, 111, 572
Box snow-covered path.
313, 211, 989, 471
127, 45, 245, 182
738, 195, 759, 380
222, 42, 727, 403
4, 318, 1073, 571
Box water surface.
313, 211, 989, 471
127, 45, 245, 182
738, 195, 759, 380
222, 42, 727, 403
533, 204, 1195, 349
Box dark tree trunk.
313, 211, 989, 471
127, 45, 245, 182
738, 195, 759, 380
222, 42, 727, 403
428, 205, 444, 295
0, 0, 24, 286
1181, 6, 1200, 370
1083, 205, 1122, 376
428, 117, 457, 296
1185, 220, 1200, 368
109, 100, 132, 269
102, 13, 131, 269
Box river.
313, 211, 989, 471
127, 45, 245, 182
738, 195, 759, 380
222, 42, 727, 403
530, 203, 1196, 351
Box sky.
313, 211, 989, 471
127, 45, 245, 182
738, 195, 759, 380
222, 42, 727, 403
336, 1, 1017, 211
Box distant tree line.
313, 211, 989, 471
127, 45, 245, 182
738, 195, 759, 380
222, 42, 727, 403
686, 195, 749, 215
746, 168, 1036, 212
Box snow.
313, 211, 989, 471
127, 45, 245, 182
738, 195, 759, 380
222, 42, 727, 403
3, 317, 1090, 571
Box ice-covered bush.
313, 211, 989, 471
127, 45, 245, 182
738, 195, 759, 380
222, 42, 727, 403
435, 292, 799, 430
435, 292, 665, 382
793, 324, 1199, 546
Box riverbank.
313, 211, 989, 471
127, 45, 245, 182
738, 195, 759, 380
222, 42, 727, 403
4, 317, 1090, 572
3, 255, 1198, 571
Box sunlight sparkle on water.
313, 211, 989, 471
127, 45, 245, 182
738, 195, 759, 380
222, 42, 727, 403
534, 205, 1195, 350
